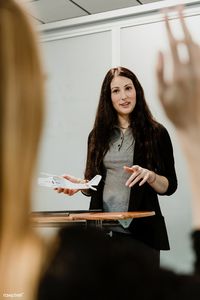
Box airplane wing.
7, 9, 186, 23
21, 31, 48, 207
38, 174, 102, 191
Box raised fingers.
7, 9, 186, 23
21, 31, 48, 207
164, 12, 181, 66
179, 8, 193, 43
179, 9, 200, 68
156, 51, 167, 104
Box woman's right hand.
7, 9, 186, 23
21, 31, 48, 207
55, 174, 85, 196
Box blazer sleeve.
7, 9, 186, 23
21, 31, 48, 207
156, 126, 178, 196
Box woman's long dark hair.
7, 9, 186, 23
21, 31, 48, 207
85, 67, 161, 180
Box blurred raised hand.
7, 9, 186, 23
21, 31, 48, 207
157, 6, 200, 228
156, 7, 200, 138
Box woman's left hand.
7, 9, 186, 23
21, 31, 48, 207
124, 165, 156, 187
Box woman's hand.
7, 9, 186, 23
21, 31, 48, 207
124, 165, 156, 188
55, 174, 86, 196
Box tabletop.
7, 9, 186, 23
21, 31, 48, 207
31, 211, 155, 227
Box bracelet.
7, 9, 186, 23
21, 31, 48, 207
148, 172, 156, 184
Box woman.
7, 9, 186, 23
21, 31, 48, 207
59, 66, 177, 263
0, 0, 45, 299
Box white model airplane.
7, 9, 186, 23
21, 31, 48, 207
38, 173, 102, 191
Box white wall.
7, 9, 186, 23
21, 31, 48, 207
33, 0, 200, 273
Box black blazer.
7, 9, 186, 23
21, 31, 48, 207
88, 125, 177, 250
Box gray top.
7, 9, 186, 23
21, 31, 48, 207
103, 127, 134, 212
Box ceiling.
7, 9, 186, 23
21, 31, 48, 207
21, 0, 163, 25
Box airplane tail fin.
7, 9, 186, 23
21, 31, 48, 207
88, 175, 102, 187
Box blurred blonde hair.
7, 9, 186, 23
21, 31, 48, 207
0, 0, 45, 298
